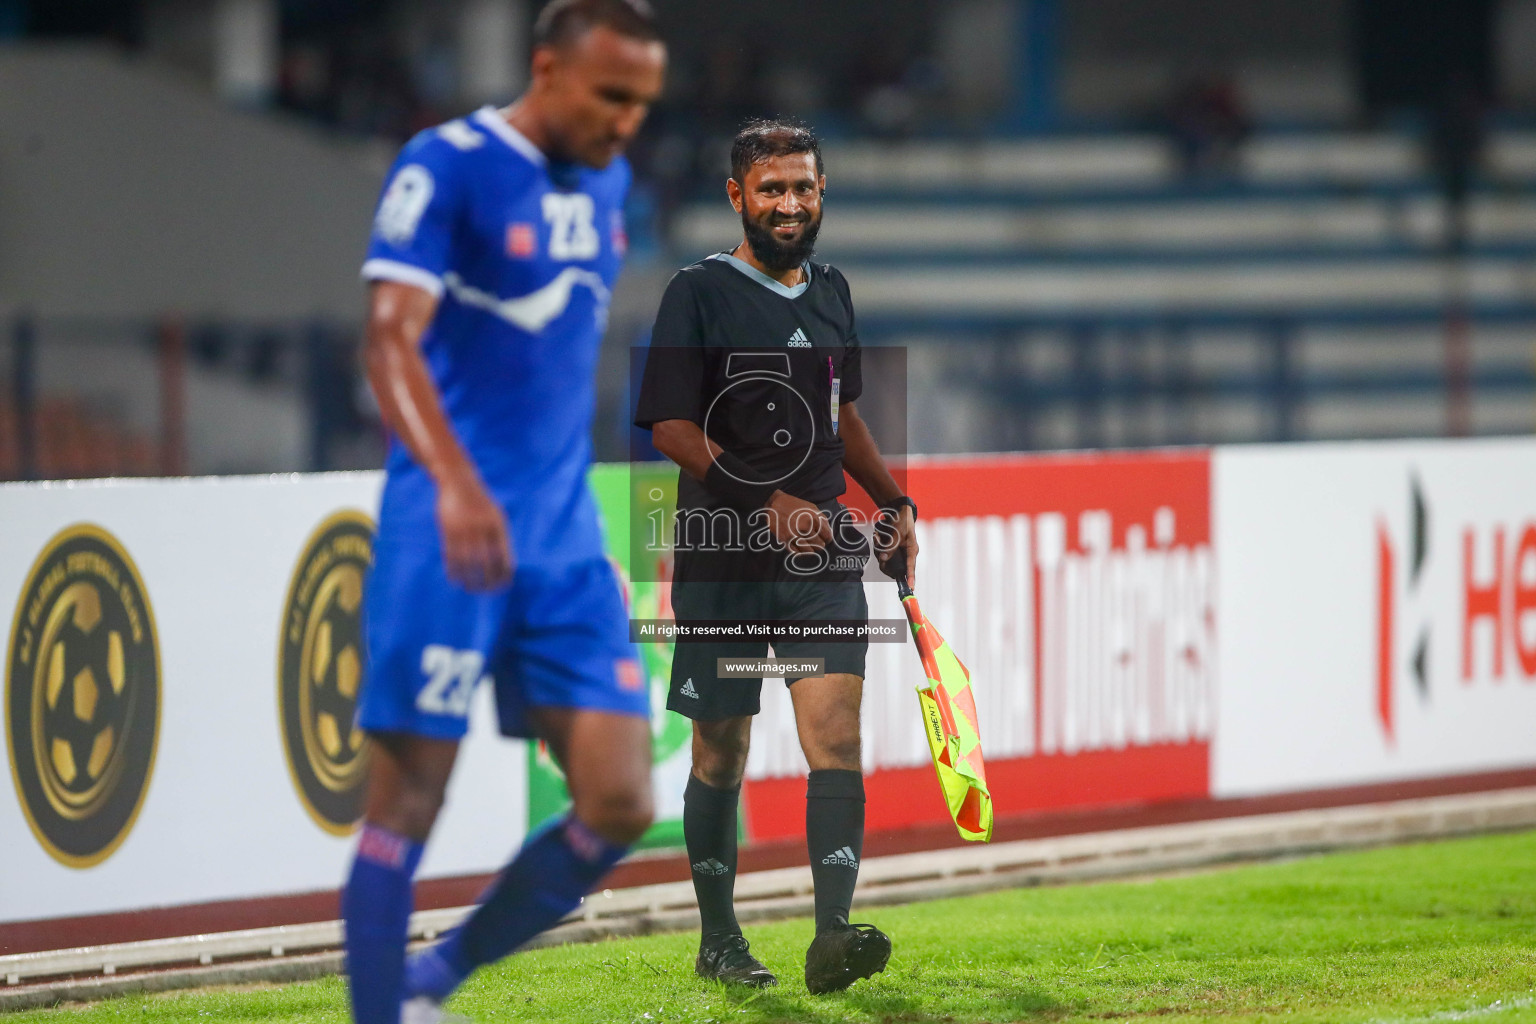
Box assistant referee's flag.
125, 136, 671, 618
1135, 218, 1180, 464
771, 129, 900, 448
888, 551, 993, 842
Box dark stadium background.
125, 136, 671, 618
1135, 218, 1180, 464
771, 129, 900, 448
0, 0, 1528, 479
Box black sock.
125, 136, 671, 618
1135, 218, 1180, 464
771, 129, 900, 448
684, 774, 741, 938
806, 768, 865, 933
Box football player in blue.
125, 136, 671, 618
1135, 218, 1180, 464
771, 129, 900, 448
341, 2, 665, 1022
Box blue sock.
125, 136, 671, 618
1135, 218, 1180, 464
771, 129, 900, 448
406, 815, 628, 1002
343, 825, 424, 1024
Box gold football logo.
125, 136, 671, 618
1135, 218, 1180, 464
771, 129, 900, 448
6, 524, 160, 868
278, 510, 374, 835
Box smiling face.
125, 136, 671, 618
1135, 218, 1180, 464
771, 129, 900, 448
728, 151, 825, 273
529, 24, 667, 169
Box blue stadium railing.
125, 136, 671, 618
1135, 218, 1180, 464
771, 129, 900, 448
846, 305, 1536, 450
5, 306, 1534, 482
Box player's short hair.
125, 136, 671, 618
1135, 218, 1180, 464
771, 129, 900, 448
532, 0, 661, 50
730, 119, 825, 186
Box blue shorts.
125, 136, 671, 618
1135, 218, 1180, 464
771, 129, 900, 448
359, 540, 649, 741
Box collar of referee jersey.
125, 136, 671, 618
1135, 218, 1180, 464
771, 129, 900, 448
473, 106, 547, 165
709, 251, 812, 299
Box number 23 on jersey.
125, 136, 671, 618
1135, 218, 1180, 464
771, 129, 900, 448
416, 644, 487, 718
542, 193, 599, 261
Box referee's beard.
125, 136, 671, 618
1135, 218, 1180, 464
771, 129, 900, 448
741, 207, 822, 273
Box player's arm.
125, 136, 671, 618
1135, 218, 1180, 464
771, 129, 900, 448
365, 280, 512, 590
840, 400, 917, 588
649, 418, 831, 552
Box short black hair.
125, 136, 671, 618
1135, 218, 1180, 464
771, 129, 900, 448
730, 119, 824, 185
532, 0, 661, 50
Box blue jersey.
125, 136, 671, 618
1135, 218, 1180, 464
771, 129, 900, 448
362, 106, 630, 567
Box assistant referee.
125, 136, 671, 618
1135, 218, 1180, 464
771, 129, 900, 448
634, 119, 917, 995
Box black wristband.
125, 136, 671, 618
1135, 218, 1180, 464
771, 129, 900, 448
875, 496, 915, 584
703, 455, 779, 511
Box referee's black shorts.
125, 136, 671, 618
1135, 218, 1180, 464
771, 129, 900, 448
667, 578, 869, 721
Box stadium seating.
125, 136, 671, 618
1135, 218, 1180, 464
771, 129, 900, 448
668, 131, 1536, 452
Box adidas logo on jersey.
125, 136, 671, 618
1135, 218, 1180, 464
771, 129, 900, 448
821, 845, 859, 867
787, 328, 811, 347
692, 858, 730, 876
680, 678, 700, 699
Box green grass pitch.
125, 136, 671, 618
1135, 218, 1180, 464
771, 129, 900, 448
10, 829, 1536, 1023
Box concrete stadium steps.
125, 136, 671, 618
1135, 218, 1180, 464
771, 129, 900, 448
899, 326, 1536, 452
0, 44, 381, 321
4, 787, 1535, 1009
824, 136, 1173, 192
813, 132, 1536, 194
834, 258, 1536, 319
675, 194, 1536, 258
898, 324, 1536, 387
669, 129, 1536, 451
921, 385, 1536, 451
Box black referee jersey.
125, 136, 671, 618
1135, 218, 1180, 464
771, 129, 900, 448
634, 251, 863, 515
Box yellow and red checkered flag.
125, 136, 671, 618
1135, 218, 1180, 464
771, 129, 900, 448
893, 565, 993, 843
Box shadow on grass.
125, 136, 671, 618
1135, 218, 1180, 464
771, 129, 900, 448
715, 975, 1064, 1024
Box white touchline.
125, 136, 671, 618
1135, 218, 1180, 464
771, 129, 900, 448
1361, 996, 1536, 1024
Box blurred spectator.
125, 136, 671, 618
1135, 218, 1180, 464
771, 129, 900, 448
278, 41, 331, 119
696, 37, 765, 132
276, 15, 434, 139
764, 62, 826, 121
1165, 73, 1251, 179
851, 30, 926, 137
1427, 70, 1487, 252
330, 27, 421, 137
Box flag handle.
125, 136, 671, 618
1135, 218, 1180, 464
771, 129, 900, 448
886, 546, 913, 599
888, 549, 961, 736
